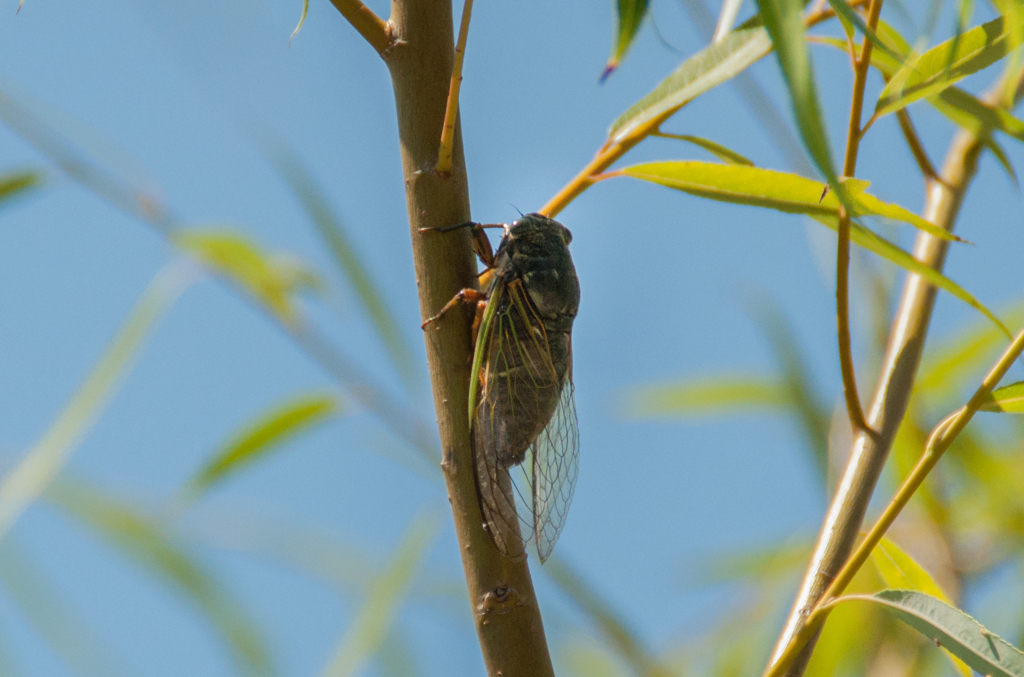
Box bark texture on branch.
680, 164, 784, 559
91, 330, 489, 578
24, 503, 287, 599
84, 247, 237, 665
383, 1, 555, 675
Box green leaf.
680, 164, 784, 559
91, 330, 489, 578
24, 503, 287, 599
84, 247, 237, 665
839, 590, 1024, 677
263, 141, 418, 388
985, 136, 1020, 187
290, 0, 309, 43
185, 392, 342, 498
544, 556, 673, 677
603, 0, 650, 80
655, 132, 755, 165
875, 13, 1024, 118
174, 229, 320, 325
624, 377, 790, 417
871, 539, 973, 677
612, 162, 1006, 334
0, 262, 194, 545
47, 479, 274, 677
318, 513, 437, 677
0, 537, 134, 677
823, 0, 902, 61
615, 161, 963, 242
933, 86, 1024, 143
608, 27, 774, 142
0, 169, 43, 204
754, 0, 840, 189
981, 381, 1024, 412
871, 538, 954, 603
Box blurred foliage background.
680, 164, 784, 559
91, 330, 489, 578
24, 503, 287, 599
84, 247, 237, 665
1, 0, 1024, 676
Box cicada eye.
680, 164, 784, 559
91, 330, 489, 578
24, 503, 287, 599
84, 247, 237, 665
561, 226, 573, 245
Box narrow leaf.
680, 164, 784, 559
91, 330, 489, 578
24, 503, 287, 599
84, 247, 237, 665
318, 513, 437, 677
823, 0, 902, 61
264, 143, 418, 388
615, 161, 963, 241
655, 132, 755, 164
611, 161, 1006, 333
984, 136, 1019, 187
185, 392, 342, 497
47, 479, 273, 677
840, 590, 1024, 677
981, 381, 1024, 412
290, 0, 309, 43
603, 0, 651, 80
609, 27, 773, 142
624, 377, 790, 417
871, 539, 972, 677
174, 229, 320, 325
0, 262, 195, 544
875, 13, 1024, 118
933, 86, 1024, 143
754, 0, 840, 189
0, 169, 43, 204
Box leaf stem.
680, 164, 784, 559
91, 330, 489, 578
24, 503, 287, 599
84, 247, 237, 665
327, 0, 392, 54
437, 0, 474, 174
763, 328, 1024, 677
895, 109, 939, 181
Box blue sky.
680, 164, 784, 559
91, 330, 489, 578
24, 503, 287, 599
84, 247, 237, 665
0, 0, 1022, 675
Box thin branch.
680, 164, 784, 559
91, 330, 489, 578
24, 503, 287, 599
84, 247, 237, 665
383, 1, 555, 674
835, 0, 886, 438
437, 0, 474, 173
327, 0, 392, 54
767, 71, 1024, 677
895, 109, 938, 182
764, 329, 1024, 677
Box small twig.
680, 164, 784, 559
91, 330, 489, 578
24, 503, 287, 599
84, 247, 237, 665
437, 0, 475, 174
764, 329, 1024, 677
327, 0, 391, 54
834, 0, 886, 438
895, 109, 938, 181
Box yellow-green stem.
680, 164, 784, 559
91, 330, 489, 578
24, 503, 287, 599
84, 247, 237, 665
327, 0, 391, 54
437, 0, 474, 173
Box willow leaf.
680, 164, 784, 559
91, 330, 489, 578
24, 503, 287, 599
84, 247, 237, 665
185, 392, 342, 498
839, 591, 1024, 677
603, 0, 650, 80
655, 132, 755, 165
624, 377, 789, 417
981, 381, 1024, 412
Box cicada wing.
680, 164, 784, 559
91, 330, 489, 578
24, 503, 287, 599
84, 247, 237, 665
525, 374, 579, 563
472, 278, 567, 561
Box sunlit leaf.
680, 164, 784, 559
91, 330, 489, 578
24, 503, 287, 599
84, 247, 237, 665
184, 392, 342, 498
933, 86, 1024, 142
173, 229, 320, 325
0, 262, 195, 544
0, 537, 134, 677
875, 13, 1024, 118
754, 0, 839, 190
981, 381, 1024, 412
609, 26, 773, 142
558, 637, 632, 677
544, 556, 674, 677
0, 169, 42, 205
47, 479, 273, 677
655, 132, 755, 165
624, 376, 789, 417
603, 0, 650, 80
614, 161, 963, 242
839, 590, 1024, 677
694, 538, 811, 585
318, 513, 437, 677
290, 0, 309, 43
985, 136, 1019, 187
871, 539, 973, 677
612, 161, 1007, 334
804, 580, 882, 677
263, 140, 418, 388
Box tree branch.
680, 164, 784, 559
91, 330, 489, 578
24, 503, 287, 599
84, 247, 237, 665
766, 76, 1024, 677
383, 1, 555, 675
328, 0, 392, 54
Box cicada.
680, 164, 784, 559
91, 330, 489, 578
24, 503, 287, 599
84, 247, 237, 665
423, 213, 580, 563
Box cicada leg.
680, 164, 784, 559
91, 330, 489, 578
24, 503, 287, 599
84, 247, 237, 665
421, 288, 486, 329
